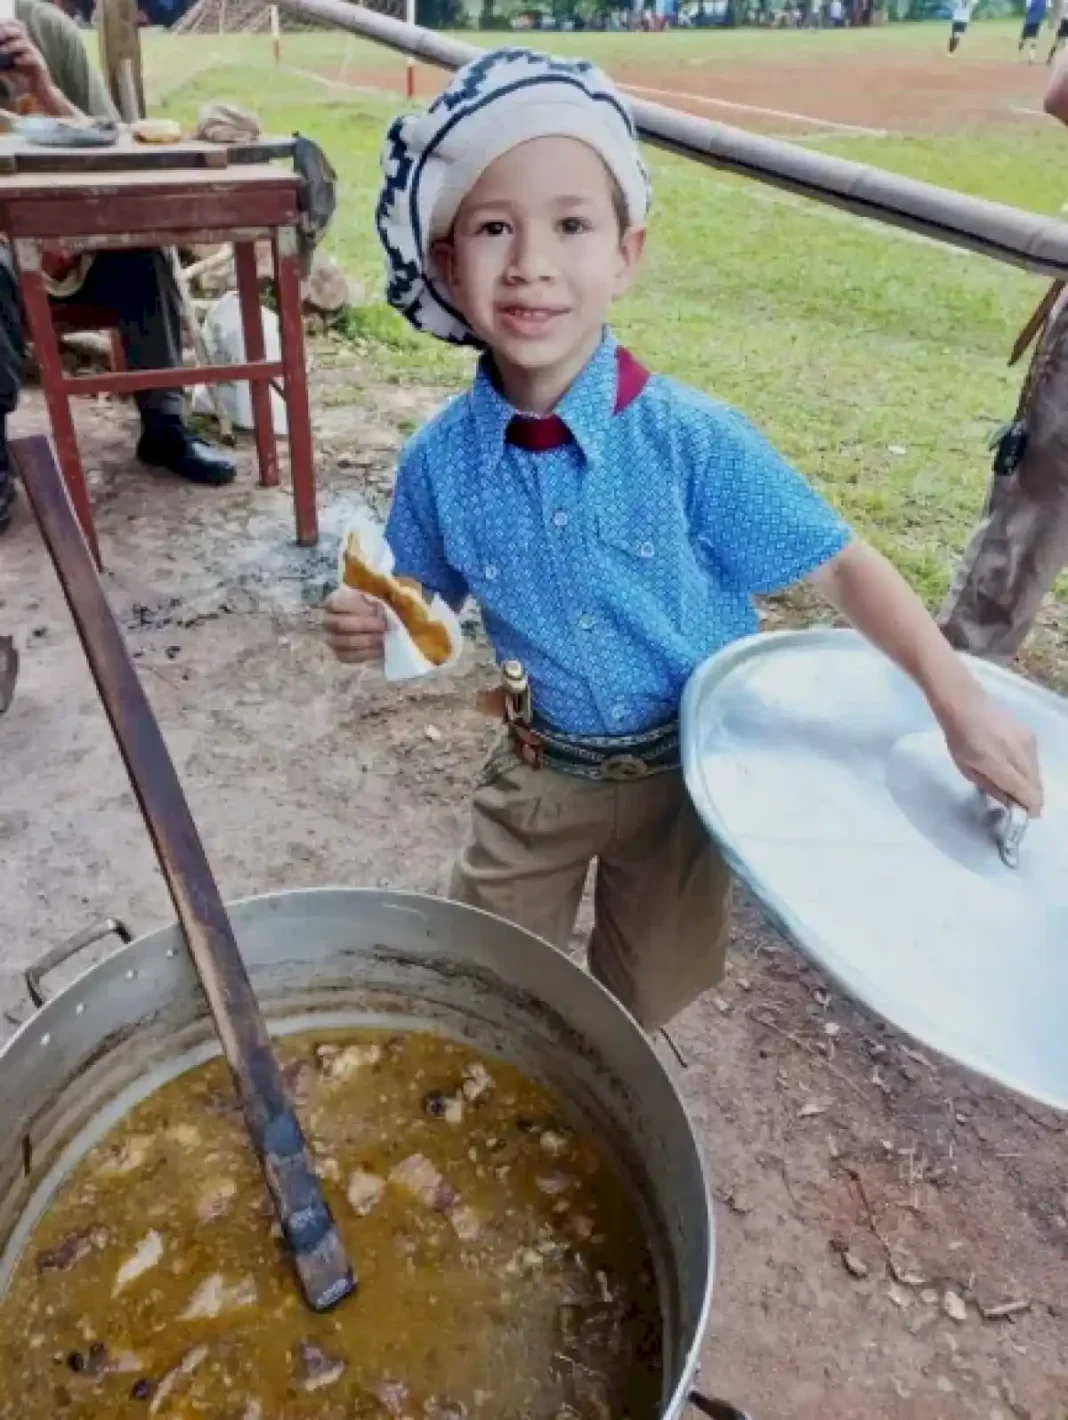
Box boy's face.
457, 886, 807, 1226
435, 137, 645, 388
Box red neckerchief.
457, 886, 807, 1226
505, 346, 650, 452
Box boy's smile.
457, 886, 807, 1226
434, 136, 645, 414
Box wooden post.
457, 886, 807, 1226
233, 241, 279, 488
405, 0, 416, 99
98, 0, 145, 122
270, 4, 281, 64
272, 226, 318, 547
12, 241, 101, 567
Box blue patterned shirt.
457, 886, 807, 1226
387, 332, 851, 735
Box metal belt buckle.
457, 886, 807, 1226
600, 754, 649, 782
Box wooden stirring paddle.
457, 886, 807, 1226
14, 435, 355, 1314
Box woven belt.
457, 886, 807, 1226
509, 717, 680, 781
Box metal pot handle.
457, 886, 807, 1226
688, 1390, 752, 1419
25, 918, 134, 1007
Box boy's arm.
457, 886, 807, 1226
385, 441, 468, 612
807, 541, 1043, 814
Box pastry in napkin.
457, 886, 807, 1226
338, 511, 462, 681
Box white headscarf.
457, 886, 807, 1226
376, 47, 651, 347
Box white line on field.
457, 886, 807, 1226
622, 83, 889, 138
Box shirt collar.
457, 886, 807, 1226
468, 329, 621, 476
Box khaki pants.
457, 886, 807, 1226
939, 288, 1068, 659
449, 744, 731, 1031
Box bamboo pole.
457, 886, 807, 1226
277, 0, 1068, 280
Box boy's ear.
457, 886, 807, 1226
430, 237, 456, 296
613, 225, 647, 298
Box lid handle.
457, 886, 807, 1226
992, 799, 1029, 870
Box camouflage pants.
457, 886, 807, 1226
938, 289, 1068, 660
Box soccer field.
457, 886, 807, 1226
143, 20, 1068, 679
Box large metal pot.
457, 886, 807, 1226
0, 888, 744, 1420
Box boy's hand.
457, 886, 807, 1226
323, 587, 387, 665
937, 686, 1043, 818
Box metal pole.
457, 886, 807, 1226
277, 0, 1068, 280
405, 0, 416, 100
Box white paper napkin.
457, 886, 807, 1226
337, 509, 463, 682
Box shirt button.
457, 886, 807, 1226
610, 701, 627, 721
552, 510, 569, 529
638, 540, 655, 559
484, 563, 499, 581
577, 612, 595, 631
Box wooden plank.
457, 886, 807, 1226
0, 139, 293, 176
0, 159, 295, 191
12, 433, 356, 1316
0, 136, 295, 177
0, 188, 298, 240
36, 228, 274, 253
6, 139, 298, 175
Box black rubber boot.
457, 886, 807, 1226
137, 418, 237, 487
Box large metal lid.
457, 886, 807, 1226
681, 629, 1068, 1111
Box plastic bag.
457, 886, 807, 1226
337, 509, 463, 683
192, 292, 288, 436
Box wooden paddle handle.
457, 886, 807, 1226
13, 435, 355, 1313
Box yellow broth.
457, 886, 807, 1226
0, 1030, 662, 1419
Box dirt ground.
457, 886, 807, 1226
339, 44, 1054, 135
0, 345, 1065, 1420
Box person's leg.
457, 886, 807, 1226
0, 245, 27, 532
449, 744, 609, 953
589, 772, 732, 1032
67, 250, 235, 485
939, 293, 1068, 658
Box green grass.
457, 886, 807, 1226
144, 25, 1068, 622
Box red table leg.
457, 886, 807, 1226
233, 240, 278, 489
272, 225, 318, 548
13, 241, 101, 567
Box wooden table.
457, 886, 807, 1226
0, 159, 318, 565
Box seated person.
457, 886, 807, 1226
0, 0, 236, 535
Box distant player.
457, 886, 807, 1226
1020, 0, 1048, 62
1049, 0, 1068, 61
948, 0, 975, 52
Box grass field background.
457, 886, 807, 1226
139, 22, 1068, 660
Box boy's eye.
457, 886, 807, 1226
559, 217, 591, 236
477, 219, 510, 237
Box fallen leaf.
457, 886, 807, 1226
798, 1100, 828, 1119
943, 1290, 968, 1323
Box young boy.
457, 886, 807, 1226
325, 49, 1042, 1032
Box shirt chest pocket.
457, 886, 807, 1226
441, 524, 507, 601
594, 502, 696, 621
